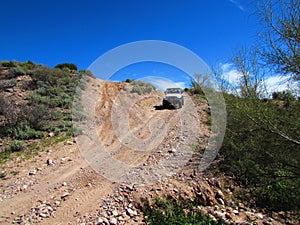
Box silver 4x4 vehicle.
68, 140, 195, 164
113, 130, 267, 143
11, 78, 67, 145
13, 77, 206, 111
163, 88, 184, 109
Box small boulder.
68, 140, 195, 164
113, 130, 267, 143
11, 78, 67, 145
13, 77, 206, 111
29, 168, 37, 175
47, 159, 54, 166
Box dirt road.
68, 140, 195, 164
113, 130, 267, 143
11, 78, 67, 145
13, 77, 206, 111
0, 77, 206, 224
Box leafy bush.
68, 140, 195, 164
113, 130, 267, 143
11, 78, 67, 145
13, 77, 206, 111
259, 180, 300, 211
219, 93, 300, 211
55, 63, 77, 71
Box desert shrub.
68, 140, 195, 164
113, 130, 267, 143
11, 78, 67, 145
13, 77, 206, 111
29, 93, 51, 105
141, 198, 225, 225
272, 90, 296, 107
31, 66, 71, 87
0, 95, 4, 115
190, 78, 205, 96
4, 125, 44, 140
8, 140, 24, 152
0, 79, 17, 89
131, 85, 143, 95
131, 80, 155, 95
55, 63, 77, 71
71, 107, 86, 122
125, 78, 134, 83
27, 104, 48, 130
21, 60, 36, 70
7, 66, 26, 78
0, 60, 16, 68
66, 126, 82, 137
78, 70, 95, 78
59, 120, 73, 131
0, 61, 83, 154
50, 110, 63, 120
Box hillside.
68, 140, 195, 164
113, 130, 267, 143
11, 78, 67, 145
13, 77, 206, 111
0, 61, 299, 224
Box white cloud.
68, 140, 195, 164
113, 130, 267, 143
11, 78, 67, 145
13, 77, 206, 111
264, 75, 296, 93
220, 63, 241, 86
139, 76, 185, 91
229, 0, 245, 11
219, 63, 298, 96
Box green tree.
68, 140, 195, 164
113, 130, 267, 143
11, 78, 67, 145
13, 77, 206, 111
255, 0, 300, 80
231, 47, 265, 98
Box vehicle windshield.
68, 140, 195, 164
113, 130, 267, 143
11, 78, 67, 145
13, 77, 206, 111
166, 88, 181, 94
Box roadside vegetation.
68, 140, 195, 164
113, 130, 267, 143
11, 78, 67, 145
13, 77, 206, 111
130, 80, 156, 95
0, 60, 91, 162
220, 93, 299, 211
215, 0, 300, 212
142, 198, 225, 225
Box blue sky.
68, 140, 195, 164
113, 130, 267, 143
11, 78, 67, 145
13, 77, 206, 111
0, 0, 262, 88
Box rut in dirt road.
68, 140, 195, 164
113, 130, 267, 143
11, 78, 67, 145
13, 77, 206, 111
76, 80, 201, 185
0, 77, 205, 224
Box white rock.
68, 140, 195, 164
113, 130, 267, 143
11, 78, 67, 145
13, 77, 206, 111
47, 159, 54, 165
61, 192, 70, 199
22, 184, 28, 190
126, 208, 137, 217
238, 202, 245, 209
109, 217, 117, 225
66, 140, 73, 145
232, 210, 239, 215
29, 168, 37, 175
118, 216, 124, 221
112, 210, 119, 216
168, 148, 177, 153
217, 198, 225, 205
256, 213, 264, 220
40, 213, 47, 218
216, 189, 224, 198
